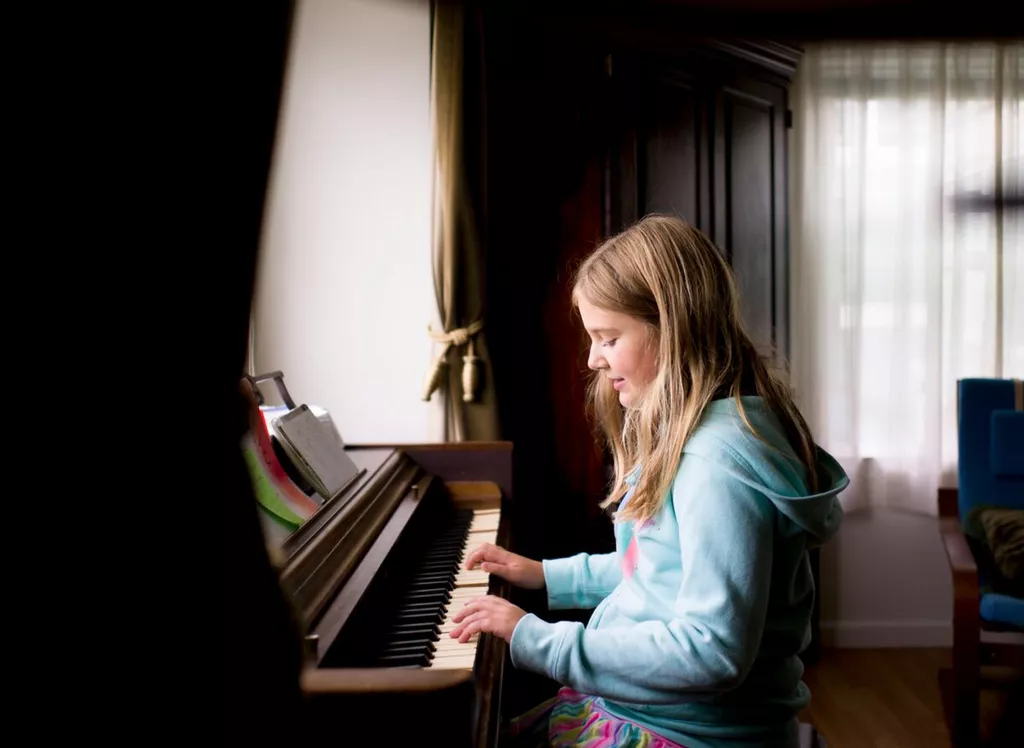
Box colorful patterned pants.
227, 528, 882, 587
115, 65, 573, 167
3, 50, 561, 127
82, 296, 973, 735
502, 687, 686, 747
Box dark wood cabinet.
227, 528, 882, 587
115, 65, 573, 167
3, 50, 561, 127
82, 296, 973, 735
599, 42, 819, 664
482, 12, 803, 559
478, 15, 820, 705
605, 47, 794, 361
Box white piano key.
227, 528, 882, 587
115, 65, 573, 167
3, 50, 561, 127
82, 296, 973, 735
428, 653, 477, 670
454, 568, 490, 587
420, 506, 503, 671
469, 512, 500, 533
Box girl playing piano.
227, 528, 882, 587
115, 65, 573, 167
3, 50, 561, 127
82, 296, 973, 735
452, 215, 848, 748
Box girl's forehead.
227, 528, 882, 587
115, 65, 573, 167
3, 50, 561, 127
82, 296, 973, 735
578, 298, 631, 329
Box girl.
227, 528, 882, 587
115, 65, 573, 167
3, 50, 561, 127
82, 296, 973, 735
451, 214, 848, 748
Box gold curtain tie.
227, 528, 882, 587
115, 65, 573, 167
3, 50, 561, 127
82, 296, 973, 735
423, 319, 484, 402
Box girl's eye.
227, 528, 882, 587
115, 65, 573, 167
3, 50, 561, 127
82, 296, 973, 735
601, 339, 617, 348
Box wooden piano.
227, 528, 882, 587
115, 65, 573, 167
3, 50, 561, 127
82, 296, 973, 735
273, 440, 514, 747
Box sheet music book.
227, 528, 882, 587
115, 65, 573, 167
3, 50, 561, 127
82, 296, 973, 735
239, 382, 324, 550
272, 404, 361, 501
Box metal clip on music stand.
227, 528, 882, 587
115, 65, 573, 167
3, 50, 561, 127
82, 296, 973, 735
244, 370, 297, 410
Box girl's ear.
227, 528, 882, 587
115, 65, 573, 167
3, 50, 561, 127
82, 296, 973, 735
647, 324, 662, 357
645, 322, 660, 345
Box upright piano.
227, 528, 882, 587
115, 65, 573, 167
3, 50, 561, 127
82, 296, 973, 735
271, 440, 514, 747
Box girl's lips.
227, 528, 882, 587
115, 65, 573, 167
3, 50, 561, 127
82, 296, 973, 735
612, 378, 626, 391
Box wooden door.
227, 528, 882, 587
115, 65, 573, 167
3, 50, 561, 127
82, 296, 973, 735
606, 54, 712, 236
605, 52, 791, 361
711, 75, 790, 361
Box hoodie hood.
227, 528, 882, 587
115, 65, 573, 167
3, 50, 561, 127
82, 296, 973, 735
683, 396, 848, 547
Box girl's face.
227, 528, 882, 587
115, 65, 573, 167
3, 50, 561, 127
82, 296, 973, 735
577, 295, 658, 408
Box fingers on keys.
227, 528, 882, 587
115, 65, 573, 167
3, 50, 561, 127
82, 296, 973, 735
451, 597, 488, 641
452, 596, 480, 623
452, 595, 492, 623
479, 561, 506, 576
450, 612, 477, 640
464, 542, 506, 570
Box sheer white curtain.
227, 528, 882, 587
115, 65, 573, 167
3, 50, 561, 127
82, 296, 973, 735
790, 43, 1023, 515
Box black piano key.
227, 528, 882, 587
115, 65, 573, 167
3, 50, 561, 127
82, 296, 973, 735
407, 573, 453, 583
402, 589, 450, 601
383, 634, 438, 651
378, 650, 432, 666
406, 581, 452, 592
383, 630, 437, 645
383, 627, 440, 643
426, 539, 462, 548
390, 616, 443, 628
397, 599, 447, 613
391, 598, 444, 610
382, 636, 435, 650
403, 591, 449, 604
421, 553, 461, 563
406, 586, 451, 596
404, 580, 449, 594
408, 572, 453, 583
411, 572, 457, 584
393, 611, 444, 625
386, 623, 442, 637
376, 652, 431, 667
399, 595, 449, 606
404, 588, 450, 600
420, 562, 456, 570
379, 639, 436, 654
406, 580, 450, 591
420, 558, 457, 568
419, 561, 458, 571
425, 540, 466, 551
425, 544, 465, 553
406, 581, 453, 593
399, 598, 448, 611
329, 506, 479, 668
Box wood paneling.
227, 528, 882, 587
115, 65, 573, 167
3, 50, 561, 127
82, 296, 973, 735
717, 81, 787, 358
607, 50, 791, 360
480, 9, 801, 565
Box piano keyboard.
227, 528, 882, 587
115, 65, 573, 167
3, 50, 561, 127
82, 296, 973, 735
370, 506, 501, 671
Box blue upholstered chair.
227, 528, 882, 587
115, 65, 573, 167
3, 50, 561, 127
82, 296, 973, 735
939, 377, 1024, 746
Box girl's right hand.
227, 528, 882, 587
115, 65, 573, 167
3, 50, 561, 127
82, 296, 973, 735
463, 543, 545, 590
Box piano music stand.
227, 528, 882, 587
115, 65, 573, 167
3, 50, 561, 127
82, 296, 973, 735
244, 370, 297, 409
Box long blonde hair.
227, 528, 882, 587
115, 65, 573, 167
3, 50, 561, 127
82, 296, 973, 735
572, 214, 819, 524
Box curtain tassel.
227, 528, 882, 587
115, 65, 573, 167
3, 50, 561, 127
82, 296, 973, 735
421, 353, 449, 401
462, 339, 480, 402
423, 319, 484, 402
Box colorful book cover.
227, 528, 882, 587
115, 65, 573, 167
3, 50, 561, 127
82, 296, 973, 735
239, 381, 321, 533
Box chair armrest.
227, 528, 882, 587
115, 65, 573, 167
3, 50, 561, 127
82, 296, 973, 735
940, 518, 979, 602
938, 487, 959, 518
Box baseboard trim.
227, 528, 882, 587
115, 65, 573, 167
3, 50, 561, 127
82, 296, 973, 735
820, 619, 952, 647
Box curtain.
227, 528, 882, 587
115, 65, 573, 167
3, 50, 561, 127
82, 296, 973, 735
422, 0, 500, 442
790, 42, 1023, 515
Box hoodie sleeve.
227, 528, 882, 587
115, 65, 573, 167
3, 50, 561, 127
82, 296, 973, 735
509, 454, 774, 704
542, 552, 622, 610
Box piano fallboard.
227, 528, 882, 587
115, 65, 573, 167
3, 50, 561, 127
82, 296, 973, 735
273, 442, 514, 748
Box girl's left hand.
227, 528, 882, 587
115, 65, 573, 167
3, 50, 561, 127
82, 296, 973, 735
450, 595, 527, 644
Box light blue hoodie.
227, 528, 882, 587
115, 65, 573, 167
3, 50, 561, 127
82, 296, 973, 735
509, 397, 848, 748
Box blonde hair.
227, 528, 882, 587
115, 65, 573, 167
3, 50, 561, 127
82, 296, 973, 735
572, 214, 819, 524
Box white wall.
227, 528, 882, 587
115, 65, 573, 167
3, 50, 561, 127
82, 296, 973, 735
819, 509, 954, 647
253, 0, 436, 444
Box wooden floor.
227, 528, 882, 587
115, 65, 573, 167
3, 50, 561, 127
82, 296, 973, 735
798, 648, 1022, 748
